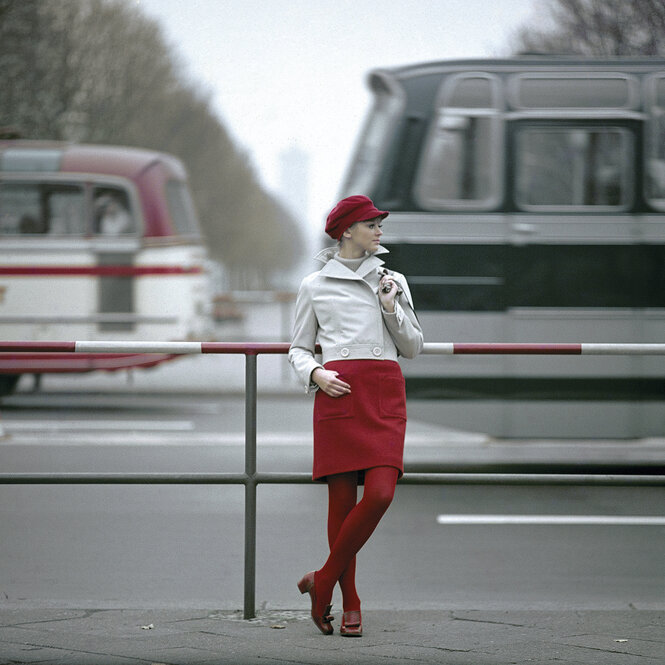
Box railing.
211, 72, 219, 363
1, 340, 664, 619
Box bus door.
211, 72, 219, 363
91, 184, 139, 332
504, 116, 644, 435
393, 88, 511, 420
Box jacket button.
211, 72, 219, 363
372, 346, 382, 356
341, 348, 350, 357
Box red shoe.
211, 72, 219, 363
297, 571, 334, 635
340, 610, 362, 637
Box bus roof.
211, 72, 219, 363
371, 56, 665, 83
0, 140, 187, 180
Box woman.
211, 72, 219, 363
289, 194, 423, 637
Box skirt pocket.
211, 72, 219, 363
315, 390, 355, 420
379, 375, 407, 420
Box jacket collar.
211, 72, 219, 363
315, 246, 388, 281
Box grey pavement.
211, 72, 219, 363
1, 608, 664, 665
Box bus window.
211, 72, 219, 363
446, 75, 495, 108
514, 75, 636, 110
416, 112, 497, 207
47, 185, 86, 235
93, 186, 135, 235
165, 180, 201, 236
416, 73, 501, 210
0, 148, 62, 172
0, 182, 85, 235
514, 127, 632, 209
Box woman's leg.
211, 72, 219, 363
314, 465, 399, 616
327, 472, 361, 612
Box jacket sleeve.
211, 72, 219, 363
288, 277, 323, 393
381, 273, 424, 359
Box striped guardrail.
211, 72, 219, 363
1, 341, 665, 354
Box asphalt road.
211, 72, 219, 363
0, 391, 663, 612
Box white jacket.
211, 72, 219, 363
288, 246, 424, 392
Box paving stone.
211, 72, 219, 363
0, 608, 663, 665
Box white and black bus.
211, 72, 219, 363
339, 57, 665, 438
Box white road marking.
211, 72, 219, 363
436, 515, 665, 526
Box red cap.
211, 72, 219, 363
325, 195, 389, 240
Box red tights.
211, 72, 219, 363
316, 465, 399, 615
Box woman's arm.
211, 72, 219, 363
288, 278, 325, 393
379, 273, 424, 359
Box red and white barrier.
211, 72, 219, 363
0, 341, 664, 355
422, 343, 665, 355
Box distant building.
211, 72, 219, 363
278, 144, 309, 222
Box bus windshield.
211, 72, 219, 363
165, 180, 202, 237
0, 182, 86, 235
342, 89, 401, 195
0, 181, 138, 236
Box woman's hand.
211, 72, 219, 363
312, 368, 351, 397
378, 275, 398, 313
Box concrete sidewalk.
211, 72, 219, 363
1, 607, 663, 665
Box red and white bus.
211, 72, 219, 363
0, 140, 214, 394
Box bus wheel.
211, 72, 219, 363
0, 374, 21, 397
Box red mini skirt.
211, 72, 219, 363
312, 359, 406, 483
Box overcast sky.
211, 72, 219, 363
136, 0, 543, 233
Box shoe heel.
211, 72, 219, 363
297, 572, 314, 595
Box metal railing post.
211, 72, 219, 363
244, 352, 258, 620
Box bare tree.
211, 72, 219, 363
0, 0, 75, 137
513, 0, 665, 56
0, 0, 303, 288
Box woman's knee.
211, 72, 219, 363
365, 485, 395, 513
362, 470, 397, 512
